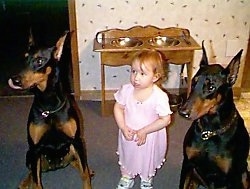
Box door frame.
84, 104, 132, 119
241, 34, 250, 91
68, 0, 81, 99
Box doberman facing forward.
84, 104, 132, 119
178, 42, 249, 189
8, 32, 92, 189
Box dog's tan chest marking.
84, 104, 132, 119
29, 118, 77, 144
58, 118, 77, 138
29, 123, 49, 144
186, 146, 201, 159
213, 155, 232, 174
187, 146, 232, 174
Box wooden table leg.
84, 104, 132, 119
186, 52, 194, 96
101, 63, 106, 116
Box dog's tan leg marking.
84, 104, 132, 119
213, 155, 231, 173
69, 145, 92, 189
18, 159, 43, 189
29, 123, 49, 144
71, 160, 95, 178
186, 147, 201, 160
35, 158, 42, 189
58, 118, 77, 138
18, 171, 33, 189
183, 170, 198, 189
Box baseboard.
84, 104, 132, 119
79, 88, 180, 101
80, 90, 117, 101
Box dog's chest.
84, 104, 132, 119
41, 127, 72, 151
186, 138, 232, 174
38, 128, 74, 171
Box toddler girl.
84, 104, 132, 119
114, 49, 172, 189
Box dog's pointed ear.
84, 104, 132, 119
225, 49, 243, 86
54, 31, 69, 61
200, 41, 209, 66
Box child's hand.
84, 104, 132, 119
134, 129, 147, 146
121, 126, 135, 141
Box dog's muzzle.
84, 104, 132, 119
8, 75, 23, 90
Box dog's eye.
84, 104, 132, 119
38, 58, 43, 65
36, 57, 47, 65
208, 84, 215, 92
31, 57, 48, 70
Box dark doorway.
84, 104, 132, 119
0, 0, 70, 96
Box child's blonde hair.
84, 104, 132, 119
131, 49, 166, 86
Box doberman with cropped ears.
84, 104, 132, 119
178, 41, 250, 189
8, 31, 92, 189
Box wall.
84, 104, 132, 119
75, 0, 249, 94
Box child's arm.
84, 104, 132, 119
135, 114, 171, 146
114, 102, 135, 141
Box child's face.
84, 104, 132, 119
130, 61, 158, 89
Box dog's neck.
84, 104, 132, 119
197, 109, 238, 140
218, 89, 236, 119
198, 87, 237, 127
32, 66, 67, 112
198, 97, 238, 139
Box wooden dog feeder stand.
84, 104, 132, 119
93, 25, 201, 116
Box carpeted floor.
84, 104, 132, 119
235, 92, 250, 134
0, 96, 192, 189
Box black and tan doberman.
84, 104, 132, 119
178, 42, 250, 189
8, 31, 92, 189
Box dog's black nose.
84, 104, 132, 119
178, 107, 190, 119
10, 75, 22, 87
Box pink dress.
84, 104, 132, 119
114, 83, 172, 180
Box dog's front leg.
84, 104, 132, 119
179, 157, 200, 189
179, 158, 189, 189
19, 157, 42, 189
182, 170, 199, 189
69, 143, 92, 189
30, 156, 43, 189
18, 171, 33, 189
81, 164, 92, 189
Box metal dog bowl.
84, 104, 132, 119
167, 93, 183, 112
161, 88, 183, 112
148, 36, 180, 47
110, 37, 143, 48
